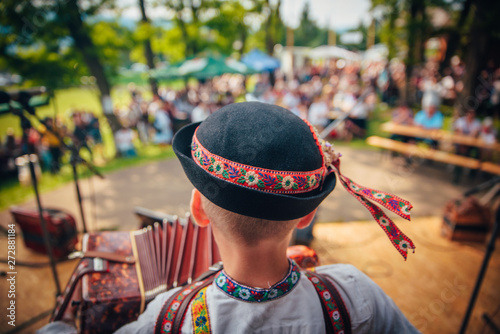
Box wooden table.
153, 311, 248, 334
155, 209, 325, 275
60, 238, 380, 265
381, 122, 500, 151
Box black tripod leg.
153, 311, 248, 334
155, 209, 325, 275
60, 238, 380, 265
71, 159, 87, 234
27, 155, 62, 296
459, 207, 500, 334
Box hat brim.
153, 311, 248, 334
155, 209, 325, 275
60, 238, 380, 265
173, 122, 336, 221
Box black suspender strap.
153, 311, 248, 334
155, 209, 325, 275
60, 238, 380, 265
304, 270, 352, 334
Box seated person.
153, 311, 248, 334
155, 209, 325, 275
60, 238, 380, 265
390, 104, 414, 143
414, 102, 444, 148
479, 117, 497, 161
453, 109, 481, 157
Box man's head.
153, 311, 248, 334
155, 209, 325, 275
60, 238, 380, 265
173, 102, 336, 234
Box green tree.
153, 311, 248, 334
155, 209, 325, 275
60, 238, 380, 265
0, 0, 122, 137
293, 2, 328, 47
138, 0, 159, 96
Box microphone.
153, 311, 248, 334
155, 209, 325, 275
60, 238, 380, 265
0, 87, 47, 115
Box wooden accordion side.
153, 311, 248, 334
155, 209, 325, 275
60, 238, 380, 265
53, 214, 221, 334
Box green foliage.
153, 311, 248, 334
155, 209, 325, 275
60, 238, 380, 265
0, 0, 126, 91
90, 20, 134, 78
293, 3, 328, 47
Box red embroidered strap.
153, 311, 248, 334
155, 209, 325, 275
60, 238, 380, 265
305, 270, 351, 334
331, 161, 415, 260
155, 279, 211, 334
155, 266, 221, 334
191, 286, 212, 334
191, 129, 327, 194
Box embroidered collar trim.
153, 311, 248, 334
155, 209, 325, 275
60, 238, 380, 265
191, 129, 327, 194
214, 260, 300, 303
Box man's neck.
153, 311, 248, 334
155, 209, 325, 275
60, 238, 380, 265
215, 232, 292, 289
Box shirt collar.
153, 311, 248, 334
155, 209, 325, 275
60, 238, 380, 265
214, 260, 301, 303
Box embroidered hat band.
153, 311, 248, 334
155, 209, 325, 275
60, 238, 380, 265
191, 128, 327, 194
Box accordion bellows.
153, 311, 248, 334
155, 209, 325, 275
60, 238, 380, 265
60, 215, 221, 334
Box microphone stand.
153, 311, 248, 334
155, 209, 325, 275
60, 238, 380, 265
22, 105, 105, 234
13, 109, 62, 296
459, 177, 500, 334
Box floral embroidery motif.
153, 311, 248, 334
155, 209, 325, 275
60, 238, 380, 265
214, 260, 301, 302
305, 272, 347, 334
159, 280, 209, 334
191, 130, 326, 194
191, 287, 212, 334
336, 171, 416, 260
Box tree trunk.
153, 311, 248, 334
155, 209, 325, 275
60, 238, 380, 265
457, 0, 489, 114
405, 0, 425, 106
62, 0, 121, 136
139, 0, 159, 97
387, 1, 398, 59
439, 0, 474, 74
265, 0, 274, 55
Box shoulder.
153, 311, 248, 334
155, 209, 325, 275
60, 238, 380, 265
314, 264, 420, 334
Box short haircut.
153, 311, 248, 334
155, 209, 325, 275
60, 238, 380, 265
200, 195, 299, 246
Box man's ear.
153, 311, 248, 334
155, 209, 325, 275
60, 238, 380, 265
296, 208, 317, 229
190, 189, 210, 227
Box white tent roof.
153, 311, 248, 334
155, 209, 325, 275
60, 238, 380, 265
308, 45, 361, 61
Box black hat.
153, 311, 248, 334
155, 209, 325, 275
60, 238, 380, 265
173, 102, 336, 221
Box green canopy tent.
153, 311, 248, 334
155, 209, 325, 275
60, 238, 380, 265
151, 55, 256, 81
113, 68, 151, 86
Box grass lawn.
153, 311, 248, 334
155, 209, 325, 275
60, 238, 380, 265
0, 143, 175, 212
0, 86, 179, 211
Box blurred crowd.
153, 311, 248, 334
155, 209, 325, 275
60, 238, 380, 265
2, 55, 499, 180
0, 111, 103, 178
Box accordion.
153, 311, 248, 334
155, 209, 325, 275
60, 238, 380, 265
9, 206, 78, 258
52, 213, 221, 333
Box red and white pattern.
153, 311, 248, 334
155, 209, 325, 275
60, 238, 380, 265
191, 130, 326, 194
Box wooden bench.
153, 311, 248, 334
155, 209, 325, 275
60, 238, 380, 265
366, 136, 481, 170
480, 162, 500, 175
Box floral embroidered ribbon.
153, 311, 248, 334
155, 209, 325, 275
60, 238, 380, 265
191, 129, 326, 194
304, 119, 416, 260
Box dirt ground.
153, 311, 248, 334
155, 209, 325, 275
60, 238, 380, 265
0, 146, 499, 333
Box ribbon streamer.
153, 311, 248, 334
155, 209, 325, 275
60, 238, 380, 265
331, 161, 415, 260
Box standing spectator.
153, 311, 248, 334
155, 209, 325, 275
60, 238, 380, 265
114, 125, 137, 158
153, 102, 173, 145
191, 101, 211, 123
87, 113, 104, 164
72, 112, 93, 159
137, 101, 151, 144
308, 95, 329, 131
40, 117, 63, 173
